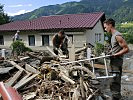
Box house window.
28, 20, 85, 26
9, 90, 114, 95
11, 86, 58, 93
95, 33, 101, 42
42, 35, 49, 46
0, 35, 4, 45
67, 35, 73, 44
28, 35, 35, 46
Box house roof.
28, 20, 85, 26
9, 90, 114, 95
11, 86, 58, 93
0, 12, 105, 31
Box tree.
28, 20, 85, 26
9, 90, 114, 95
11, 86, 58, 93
0, 3, 11, 25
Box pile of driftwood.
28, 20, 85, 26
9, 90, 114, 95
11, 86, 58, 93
0, 47, 107, 100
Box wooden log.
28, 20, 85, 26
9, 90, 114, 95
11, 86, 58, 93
40, 56, 59, 65
58, 65, 68, 76
80, 77, 86, 99
86, 89, 99, 100
59, 96, 62, 100
75, 47, 86, 54
26, 52, 41, 60
59, 72, 75, 84
72, 85, 80, 100
23, 92, 36, 100
19, 56, 30, 61
69, 66, 96, 79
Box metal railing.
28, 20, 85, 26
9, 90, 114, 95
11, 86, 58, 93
60, 54, 115, 79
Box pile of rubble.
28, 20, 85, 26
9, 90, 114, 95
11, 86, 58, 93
0, 47, 111, 100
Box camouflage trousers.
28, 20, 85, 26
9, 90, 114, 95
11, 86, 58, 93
110, 57, 123, 100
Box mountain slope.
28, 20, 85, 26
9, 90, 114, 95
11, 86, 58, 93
12, 0, 133, 23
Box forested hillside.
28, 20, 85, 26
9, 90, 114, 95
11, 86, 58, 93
12, 0, 133, 23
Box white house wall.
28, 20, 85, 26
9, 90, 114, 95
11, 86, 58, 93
0, 31, 86, 49
0, 24, 104, 49
73, 34, 86, 47
2, 32, 14, 47
85, 20, 104, 46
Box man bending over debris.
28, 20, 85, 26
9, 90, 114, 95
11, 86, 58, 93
52, 30, 69, 58
104, 18, 129, 100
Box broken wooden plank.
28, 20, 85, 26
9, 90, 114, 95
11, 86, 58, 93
59, 96, 62, 100
80, 77, 85, 99
26, 52, 41, 60
59, 72, 75, 84
25, 64, 39, 74
58, 65, 68, 76
14, 73, 31, 88
75, 46, 86, 54
69, 44, 75, 61
14, 74, 38, 90
7, 61, 25, 71
19, 56, 30, 61
46, 46, 57, 57
69, 66, 96, 79
23, 92, 36, 100
40, 56, 58, 65
86, 89, 99, 100
5, 70, 23, 87
72, 85, 80, 100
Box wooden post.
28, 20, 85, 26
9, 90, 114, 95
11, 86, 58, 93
69, 44, 75, 61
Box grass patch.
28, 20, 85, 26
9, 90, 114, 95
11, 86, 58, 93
120, 22, 133, 28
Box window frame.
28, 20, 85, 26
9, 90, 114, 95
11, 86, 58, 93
0, 35, 4, 45
42, 35, 49, 46
28, 35, 35, 46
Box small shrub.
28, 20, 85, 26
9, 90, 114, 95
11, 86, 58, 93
123, 33, 133, 44
10, 40, 32, 56
94, 42, 104, 56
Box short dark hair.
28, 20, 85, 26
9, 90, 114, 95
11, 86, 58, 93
59, 30, 65, 35
104, 18, 115, 27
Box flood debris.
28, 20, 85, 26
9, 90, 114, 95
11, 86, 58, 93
0, 47, 133, 100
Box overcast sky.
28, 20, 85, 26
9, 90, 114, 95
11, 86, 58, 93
0, 0, 80, 16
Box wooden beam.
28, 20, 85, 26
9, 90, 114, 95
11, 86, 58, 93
46, 46, 57, 57
69, 44, 75, 61
75, 46, 86, 54
14, 73, 31, 88
26, 52, 41, 60
14, 74, 38, 90
19, 57, 30, 61
7, 61, 25, 71
5, 71, 23, 87
59, 72, 75, 84
25, 64, 39, 74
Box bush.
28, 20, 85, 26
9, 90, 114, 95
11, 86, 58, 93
123, 33, 133, 44
10, 40, 32, 56
94, 42, 104, 56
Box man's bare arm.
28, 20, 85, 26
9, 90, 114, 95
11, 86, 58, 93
113, 35, 129, 56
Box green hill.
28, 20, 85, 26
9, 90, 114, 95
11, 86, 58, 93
12, 0, 133, 23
